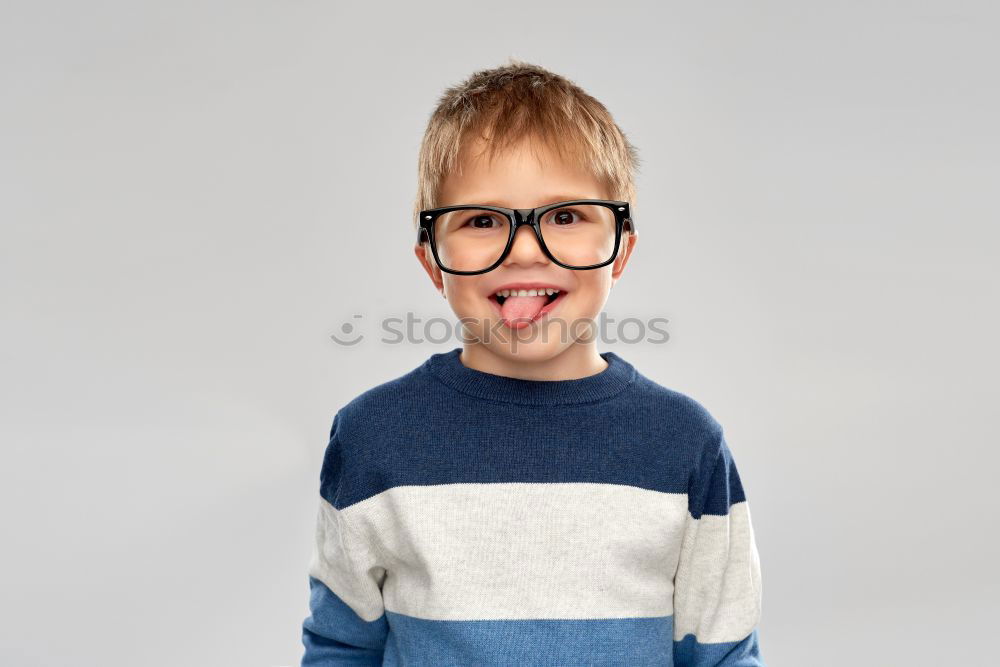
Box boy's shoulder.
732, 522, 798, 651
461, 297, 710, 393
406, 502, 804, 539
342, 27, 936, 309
628, 361, 724, 439
330, 354, 435, 434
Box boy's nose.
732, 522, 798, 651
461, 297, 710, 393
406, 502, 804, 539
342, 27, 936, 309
505, 224, 547, 264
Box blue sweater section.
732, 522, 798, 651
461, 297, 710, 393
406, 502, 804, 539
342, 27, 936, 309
302, 347, 764, 666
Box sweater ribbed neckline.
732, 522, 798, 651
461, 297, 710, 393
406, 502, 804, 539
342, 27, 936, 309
424, 346, 636, 406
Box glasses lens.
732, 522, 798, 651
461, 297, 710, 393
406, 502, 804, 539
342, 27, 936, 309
433, 208, 511, 272
538, 204, 617, 267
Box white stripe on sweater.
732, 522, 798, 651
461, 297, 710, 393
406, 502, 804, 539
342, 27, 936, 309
310, 481, 759, 643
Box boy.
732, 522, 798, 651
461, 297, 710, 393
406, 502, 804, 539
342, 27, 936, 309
301, 60, 764, 666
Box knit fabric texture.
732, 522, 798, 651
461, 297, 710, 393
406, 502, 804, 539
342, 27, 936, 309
301, 347, 764, 666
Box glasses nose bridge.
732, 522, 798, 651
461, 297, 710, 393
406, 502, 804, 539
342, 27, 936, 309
504, 207, 548, 266
512, 208, 537, 227
510, 208, 544, 246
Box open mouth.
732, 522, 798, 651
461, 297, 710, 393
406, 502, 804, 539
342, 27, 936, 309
486, 288, 568, 327
492, 291, 560, 308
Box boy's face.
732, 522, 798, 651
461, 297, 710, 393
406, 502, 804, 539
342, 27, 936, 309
414, 135, 637, 362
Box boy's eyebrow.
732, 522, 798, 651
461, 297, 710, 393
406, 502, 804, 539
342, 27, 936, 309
463, 195, 594, 208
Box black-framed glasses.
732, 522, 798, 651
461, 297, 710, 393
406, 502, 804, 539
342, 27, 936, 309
416, 199, 635, 275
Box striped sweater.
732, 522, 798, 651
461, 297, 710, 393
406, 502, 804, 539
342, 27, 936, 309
301, 347, 764, 666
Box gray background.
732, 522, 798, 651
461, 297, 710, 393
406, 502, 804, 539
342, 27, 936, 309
2, 1, 997, 665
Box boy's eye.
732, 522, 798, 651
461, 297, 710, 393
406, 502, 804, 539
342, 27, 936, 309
547, 208, 584, 225
465, 214, 501, 229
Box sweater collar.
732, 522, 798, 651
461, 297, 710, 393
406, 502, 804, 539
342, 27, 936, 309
425, 347, 636, 406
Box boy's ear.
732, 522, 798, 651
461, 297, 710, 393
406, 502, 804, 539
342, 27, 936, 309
413, 242, 444, 292
610, 230, 638, 282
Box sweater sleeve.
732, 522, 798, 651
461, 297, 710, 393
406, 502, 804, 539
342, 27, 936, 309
301, 412, 389, 666
672, 426, 765, 667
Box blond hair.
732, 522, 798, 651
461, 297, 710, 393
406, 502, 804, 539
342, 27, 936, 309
413, 58, 640, 232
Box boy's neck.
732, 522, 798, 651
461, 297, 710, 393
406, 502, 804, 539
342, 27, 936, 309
458, 342, 609, 382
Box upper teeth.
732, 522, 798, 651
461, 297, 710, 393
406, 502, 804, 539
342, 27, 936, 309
495, 288, 560, 298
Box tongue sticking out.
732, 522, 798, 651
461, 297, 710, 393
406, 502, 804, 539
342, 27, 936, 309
500, 294, 549, 326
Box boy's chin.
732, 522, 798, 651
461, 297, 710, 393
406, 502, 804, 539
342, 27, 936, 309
479, 339, 571, 361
